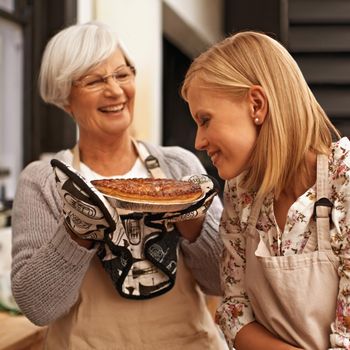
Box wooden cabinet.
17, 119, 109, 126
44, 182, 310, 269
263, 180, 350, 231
0, 312, 46, 350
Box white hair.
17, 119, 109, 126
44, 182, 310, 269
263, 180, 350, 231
39, 21, 134, 110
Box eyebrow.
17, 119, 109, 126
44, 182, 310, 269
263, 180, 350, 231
85, 64, 128, 76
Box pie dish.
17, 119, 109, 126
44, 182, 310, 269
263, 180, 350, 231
91, 178, 204, 212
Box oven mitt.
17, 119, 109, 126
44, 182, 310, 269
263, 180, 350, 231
175, 173, 219, 219
98, 213, 179, 300
144, 174, 220, 224
97, 175, 220, 300
117, 174, 220, 298
51, 159, 119, 240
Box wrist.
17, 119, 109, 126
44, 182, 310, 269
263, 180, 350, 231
64, 222, 95, 249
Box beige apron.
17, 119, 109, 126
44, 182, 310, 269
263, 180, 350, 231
244, 154, 339, 349
45, 141, 226, 350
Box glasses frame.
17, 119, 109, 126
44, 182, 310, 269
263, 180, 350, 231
72, 65, 136, 91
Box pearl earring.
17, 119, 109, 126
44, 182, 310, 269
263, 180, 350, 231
254, 117, 259, 125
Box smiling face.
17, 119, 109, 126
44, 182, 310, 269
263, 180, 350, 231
65, 48, 135, 143
187, 78, 265, 180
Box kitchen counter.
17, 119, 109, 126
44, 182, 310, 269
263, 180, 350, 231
0, 312, 46, 350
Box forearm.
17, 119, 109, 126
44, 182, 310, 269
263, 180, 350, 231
11, 159, 98, 325
64, 221, 95, 249
234, 322, 303, 350
12, 224, 97, 325
175, 217, 204, 242
180, 198, 223, 295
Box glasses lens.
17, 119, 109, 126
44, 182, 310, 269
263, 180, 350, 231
79, 75, 105, 89
113, 66, 134, 83
75, 66, 135, 90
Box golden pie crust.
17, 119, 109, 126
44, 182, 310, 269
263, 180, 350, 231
91, 178, 203, 204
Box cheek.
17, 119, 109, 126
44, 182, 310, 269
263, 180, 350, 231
69, 91, 96, 112
221, 128, 257, 172
125, 83, 136, 100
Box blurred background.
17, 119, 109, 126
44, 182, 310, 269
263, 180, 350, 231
1, 0, 350, 347
1, 0, 350, 209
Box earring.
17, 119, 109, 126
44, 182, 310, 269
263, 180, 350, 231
254, 117, 259, 125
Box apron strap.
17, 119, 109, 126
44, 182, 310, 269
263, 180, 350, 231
131, 138, 166, 179
314, 154, 333, 251
248, 154, 332, 252
246, 195, 264, 237
71, 140, 167, 179
72, 144, 81, 171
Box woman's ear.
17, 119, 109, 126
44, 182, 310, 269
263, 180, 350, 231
248, 85, 268, 125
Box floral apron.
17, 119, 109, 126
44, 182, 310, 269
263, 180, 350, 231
44, 140, 226, 350
245, 154, 339, 349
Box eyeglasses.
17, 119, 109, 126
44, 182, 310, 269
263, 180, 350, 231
73, 65, 136, 91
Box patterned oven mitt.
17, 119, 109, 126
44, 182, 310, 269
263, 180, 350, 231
98, 174, 220, 300
154, 174, 220, 223
51, 159, 176, 299
51, 159, 121, 240
52, 159, 220, 300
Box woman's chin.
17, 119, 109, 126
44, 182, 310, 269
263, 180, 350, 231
217, 168, 230, 181
217, 166, 240, 181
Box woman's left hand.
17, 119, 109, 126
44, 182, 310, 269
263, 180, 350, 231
174, 174, 220, 242
143, 174, 220, 242
175, 216, 205, 242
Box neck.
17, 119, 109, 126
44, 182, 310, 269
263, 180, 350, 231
280, 151, 317, 200
78, 133, 138, 176
273, 151, 317, 231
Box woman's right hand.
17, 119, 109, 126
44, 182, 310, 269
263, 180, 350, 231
51, 159, 118, 242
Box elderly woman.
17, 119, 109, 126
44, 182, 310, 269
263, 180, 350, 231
11, 22, 226, 349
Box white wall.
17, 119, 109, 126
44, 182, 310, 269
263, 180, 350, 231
78, 0, 224, 145
77, 0, 94, 24
163, 0, 224, 57
93, 0, 162, 145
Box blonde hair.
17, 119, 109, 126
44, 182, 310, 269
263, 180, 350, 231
39, 21, 134, 110
181, 31, 340, 198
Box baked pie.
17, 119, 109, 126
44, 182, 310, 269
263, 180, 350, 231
91, 178, 203, 204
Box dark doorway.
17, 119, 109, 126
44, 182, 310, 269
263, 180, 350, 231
162, 37, 224, 194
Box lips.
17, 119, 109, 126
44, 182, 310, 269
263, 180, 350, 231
99, 103, 126, 113
208, 150, 220, 165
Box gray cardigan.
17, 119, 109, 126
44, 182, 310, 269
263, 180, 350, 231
11, 142, 223, 326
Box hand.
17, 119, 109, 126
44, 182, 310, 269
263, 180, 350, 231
174, 174, 220, 241
234, 322, 305, 350
143, 174, 219, 223
142, 174, 220, 242
51, 159, 117, 240
167, 174, 220, 222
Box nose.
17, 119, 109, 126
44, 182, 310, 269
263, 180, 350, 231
104, 78, 124, 96
194, 129, 208, 151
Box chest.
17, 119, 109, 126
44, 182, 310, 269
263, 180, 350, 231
273, 194, 295, 231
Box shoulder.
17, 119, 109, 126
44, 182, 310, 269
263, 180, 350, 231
329, 138, 350, 188
17, 150, 69, 194
144, 142, 199, 162
326, 138, 350, 231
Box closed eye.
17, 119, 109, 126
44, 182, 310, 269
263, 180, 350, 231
199, 116, 210, 127
85, 76, 104, 86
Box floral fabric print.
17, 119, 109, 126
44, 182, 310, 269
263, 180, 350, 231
216, 138, 350, 349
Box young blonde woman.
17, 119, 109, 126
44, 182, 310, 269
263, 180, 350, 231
181, 31, 349, 349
